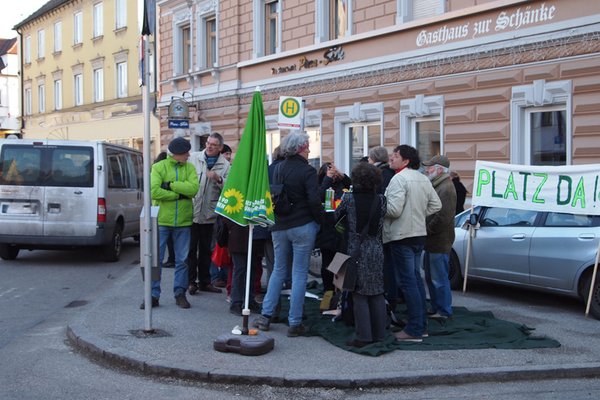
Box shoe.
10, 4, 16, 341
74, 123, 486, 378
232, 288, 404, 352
175, 295, 191, 309
254, 293, 264, 304
252, 315, 271, 331
188, 283, 199, 295
429, 313, 449, 320
212, 279, 226, 288
287, 324, 307, 337
199, 284, 222, 293
139, 297, 159, 309
346, 339, 373, 348
422, 331, 429, 338
229, 303, 242, 316
226, 295, 231, 303
394, 330, 423, 342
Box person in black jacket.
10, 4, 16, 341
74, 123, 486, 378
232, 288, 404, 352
450, 171, 467, 215
253, 132, 324, 337
317, 162, 351, 292
368, 146, 395, 194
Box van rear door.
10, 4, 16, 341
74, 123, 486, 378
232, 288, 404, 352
43, 145, 96, 237
0, 142, 46, 236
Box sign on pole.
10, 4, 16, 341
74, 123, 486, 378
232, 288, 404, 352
278, 96, 303, 129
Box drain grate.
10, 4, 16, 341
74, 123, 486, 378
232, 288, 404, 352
128, 329, 171, 338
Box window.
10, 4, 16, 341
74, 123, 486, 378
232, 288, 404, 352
206, 17, 216, 67
54, 21, 62, 52
545, 212, 597, 227
93, 68, 104, 102
93, 2, 103, 37
481, 208, 538, 227
315, 0, 351, 43
37, 29, 45, 59
107, 150, 131, 188
38, 84, 45, 113
115, 0, 127, 29
24, 36, 31, 64
265, 0, 278, 55
397, 0, 445, 23
24, 88, 32, 115
54, 79, 62, 110
266, 130, 281, 164
511, 80, 572, 165
179, 23, 191, 73
347, 123, 381, 170
400, 94, 444, 163
74, 74, 83, 106
116, 62, 127, 98
253, 0, 280, 57
74, 11, 83, 44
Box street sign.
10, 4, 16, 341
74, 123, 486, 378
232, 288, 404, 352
168, 119, 190, 129
278, 96, 302, 129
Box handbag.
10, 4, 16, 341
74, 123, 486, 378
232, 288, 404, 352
270, 162, 293, 216
211, 243, 233, 268
327, 196, 379, 291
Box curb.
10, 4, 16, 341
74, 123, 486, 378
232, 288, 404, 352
66, 324, 600, 388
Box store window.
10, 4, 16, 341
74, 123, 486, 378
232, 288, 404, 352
400, 95, 444, 162
511, 80, 572, 165
347, 124, 381, 170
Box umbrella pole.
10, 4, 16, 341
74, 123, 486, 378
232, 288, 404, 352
242, 224, 254, 334
585, 238, 600, 317
462, 205, 475, 293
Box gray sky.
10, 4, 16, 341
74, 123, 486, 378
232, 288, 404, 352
0, 0, 48, 39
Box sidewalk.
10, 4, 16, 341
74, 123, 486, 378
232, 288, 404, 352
67, 267, 600, 387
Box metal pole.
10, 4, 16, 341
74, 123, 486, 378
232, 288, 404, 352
142, 33, 154, 332
299, 99, 306, 133
462, 206, 475, 293
585, 239, 600, 317
242, 224, 254, 334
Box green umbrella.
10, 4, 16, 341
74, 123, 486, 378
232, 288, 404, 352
215, 88, 274, 227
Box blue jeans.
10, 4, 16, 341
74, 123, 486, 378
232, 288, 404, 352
423, 252, 453, 317
388, 240, 427, 337
261, 221, 319, 327
152, 226, 190, 299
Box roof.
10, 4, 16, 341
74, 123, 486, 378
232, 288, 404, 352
13, 0, 72, 31
0, 38, 18, 72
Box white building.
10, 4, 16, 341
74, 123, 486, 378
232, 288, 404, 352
0, 38, 20, 138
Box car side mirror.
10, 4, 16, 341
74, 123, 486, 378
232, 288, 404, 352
461, 212, 480, 231
469, 213, 479, 226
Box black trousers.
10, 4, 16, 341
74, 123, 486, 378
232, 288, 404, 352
188, 223, 214, 286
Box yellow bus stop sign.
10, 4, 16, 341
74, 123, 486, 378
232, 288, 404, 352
278, 96, 303, 129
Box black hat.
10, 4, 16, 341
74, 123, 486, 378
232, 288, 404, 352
168, 137, 191, 155
221, 144, 232, 154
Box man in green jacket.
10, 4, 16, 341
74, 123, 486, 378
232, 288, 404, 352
142, 137, 199, 310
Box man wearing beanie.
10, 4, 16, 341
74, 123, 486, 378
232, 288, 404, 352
187, 132, 230, 295
422, 155, 457, 320
144, 137, 199, 310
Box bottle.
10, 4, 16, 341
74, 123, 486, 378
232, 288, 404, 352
325, 187, 335, 211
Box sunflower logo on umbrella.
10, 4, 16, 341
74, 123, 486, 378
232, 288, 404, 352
265, 190, 274, 216
222, 188, 244, 214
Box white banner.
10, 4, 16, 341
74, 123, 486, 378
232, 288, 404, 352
473, 161, 600, 216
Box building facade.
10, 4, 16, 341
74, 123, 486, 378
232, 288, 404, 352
156, 0, 600, 191
0, 38, 20, 138
14, 0, 160, 154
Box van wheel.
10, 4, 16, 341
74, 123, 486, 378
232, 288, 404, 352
580, 272, 600, 320
102, 226, 123, 262
449, 250, 463, 290
0, 244, 19, 260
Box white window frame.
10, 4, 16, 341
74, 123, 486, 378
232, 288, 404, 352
396, 0, 445, 24
334, 102, 383, 174
74, 11, 83, 44
54, 79, 62, 110
173, 11, 192, 75
74, 74, 83, 106
252, 0, 281, 58
38, 84, 45, 113
400, 94, 444, 158
315, 0, 353, 44
24, 36, 31, 64
93, 2, 104, 38
93, 68, 104, 102
37, 29, 45, 59
511, 79, 572, 165
24, 87, 32, 115
116, 62, 127, 98
54, 21, 62, 53
115, 0, 127, 29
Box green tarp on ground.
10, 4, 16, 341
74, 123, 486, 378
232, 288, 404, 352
278, 295, 561, 357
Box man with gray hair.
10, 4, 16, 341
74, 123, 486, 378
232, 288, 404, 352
422, 155, 457, 319
187, 132, 230, 295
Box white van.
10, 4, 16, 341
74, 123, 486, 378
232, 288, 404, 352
0, 139, 143, 262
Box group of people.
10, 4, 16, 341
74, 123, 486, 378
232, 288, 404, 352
145, 131, 465, 347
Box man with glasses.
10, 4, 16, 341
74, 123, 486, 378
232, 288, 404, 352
187, 133, 231, 295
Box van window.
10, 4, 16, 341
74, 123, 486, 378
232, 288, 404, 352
0, 144, 93, 187
107, 150, 131, 188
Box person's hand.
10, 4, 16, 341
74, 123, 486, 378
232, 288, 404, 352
161, 182, 171, 190
178, 194, 190, 200
207, 171, 223, 184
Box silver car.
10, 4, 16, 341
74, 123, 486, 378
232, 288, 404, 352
450, 206, 600, 319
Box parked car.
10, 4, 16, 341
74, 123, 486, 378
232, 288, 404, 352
0, 139, 143, 262
450, 206, 600, 319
